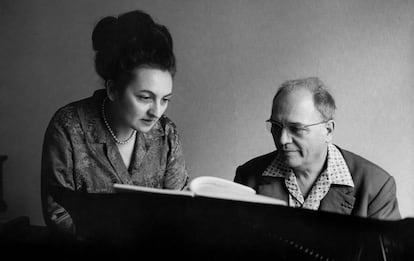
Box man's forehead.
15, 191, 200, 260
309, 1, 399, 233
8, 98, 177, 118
271, 88, 319, 120
273, 88, 313, 109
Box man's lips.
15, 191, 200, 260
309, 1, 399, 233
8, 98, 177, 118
281, 149, 299, 154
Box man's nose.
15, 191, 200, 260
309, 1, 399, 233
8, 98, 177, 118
278, 127, 292, 145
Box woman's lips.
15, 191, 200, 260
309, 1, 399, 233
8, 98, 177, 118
141, 119, 156, 125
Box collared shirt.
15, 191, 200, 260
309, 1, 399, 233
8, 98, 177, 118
262, 143, 354, 210
41, 89, 188, 234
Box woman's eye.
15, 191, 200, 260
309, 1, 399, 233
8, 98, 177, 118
137, 95, 151, 101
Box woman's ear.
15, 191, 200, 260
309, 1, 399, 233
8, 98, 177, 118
105, 80, 117, 102
325, 120, 335, 143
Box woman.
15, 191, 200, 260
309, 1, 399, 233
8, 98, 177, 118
41, 10, 189, 237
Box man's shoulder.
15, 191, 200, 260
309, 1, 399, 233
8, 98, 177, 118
234, 151, 276, 184
237, 151, 277, 173
336, 145, 392, 181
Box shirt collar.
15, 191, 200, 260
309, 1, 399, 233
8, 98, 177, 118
325, 143, 354, 187
262, 143, 354, 188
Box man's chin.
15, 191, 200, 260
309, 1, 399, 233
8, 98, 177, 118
281, 154, 302, 168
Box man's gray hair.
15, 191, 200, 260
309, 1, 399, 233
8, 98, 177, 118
272, 77, 336, 120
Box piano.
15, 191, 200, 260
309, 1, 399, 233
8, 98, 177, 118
1, 189, 413, 260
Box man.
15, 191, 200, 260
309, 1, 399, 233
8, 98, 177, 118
234, 77, 400, 220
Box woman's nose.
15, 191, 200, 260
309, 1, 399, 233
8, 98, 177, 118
148, 101, 162, 118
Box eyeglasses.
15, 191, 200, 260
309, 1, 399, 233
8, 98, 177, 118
266, 119, 328, 137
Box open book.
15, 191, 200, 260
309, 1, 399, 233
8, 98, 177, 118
114, 176, 287, 206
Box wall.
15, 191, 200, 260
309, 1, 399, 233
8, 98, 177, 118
0, 0, 413, 225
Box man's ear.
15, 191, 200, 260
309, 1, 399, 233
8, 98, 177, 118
105, 80, 117, 102
325, 120, 335, 143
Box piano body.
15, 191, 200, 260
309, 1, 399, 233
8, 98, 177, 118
51, 190, 414, 260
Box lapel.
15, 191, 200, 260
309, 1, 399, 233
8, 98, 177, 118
257, 176, 289, 203
78, 93, 167, 185
76, 90, 135, 184
256, 146, 356, 215
319, 185, 355, 215
258, 176, 356, 215
105, 141, 131, 184
127, 120, 165, 178
105, 125, 164, 184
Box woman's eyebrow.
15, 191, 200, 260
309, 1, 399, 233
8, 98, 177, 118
136, 90, 173, 99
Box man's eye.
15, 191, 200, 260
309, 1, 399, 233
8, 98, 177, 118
271, 124, 282, 132
289, 126, 306, 134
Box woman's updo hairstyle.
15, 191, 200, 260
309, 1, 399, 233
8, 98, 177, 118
92, 10, 176, 91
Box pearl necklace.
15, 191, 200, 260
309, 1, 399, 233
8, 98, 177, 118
101, 97, 136, 145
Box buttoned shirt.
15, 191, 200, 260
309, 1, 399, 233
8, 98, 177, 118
262, 143, 354, 210
41, 89, 188, 234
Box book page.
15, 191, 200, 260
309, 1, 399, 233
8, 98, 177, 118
189, 176, 256, 196
189, 176, 287, 206
113, 183, 195, 197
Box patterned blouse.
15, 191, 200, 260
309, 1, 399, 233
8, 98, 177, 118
41, 90, 189, 235
262, 143, 354, 210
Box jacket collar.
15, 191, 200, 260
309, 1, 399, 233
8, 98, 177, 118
319, 185, 355, 215
260, 144, 356, 214
76, 90, 167, 184
77, 89, 165, 146
262, 144, 354, 188
259, 175, 355, 215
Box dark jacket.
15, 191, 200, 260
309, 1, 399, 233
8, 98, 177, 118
234, 146, 400, 220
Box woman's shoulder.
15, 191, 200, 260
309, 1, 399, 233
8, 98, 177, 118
156, 115, 183, 143
158, 115, 178, 132
49, 102, 80, 130
48, 94, 96, 131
